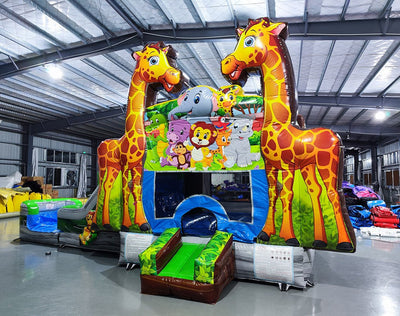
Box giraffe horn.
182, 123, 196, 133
236, 27, 245, 37
132, 51, 142, 61
269, 22, 289, 40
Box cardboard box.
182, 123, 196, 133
21, 176, 44, 188
50, 190, 59, 199
42, 184, 53, 194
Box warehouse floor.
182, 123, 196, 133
1, 216, 400, 316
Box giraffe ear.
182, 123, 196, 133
270, 22, 288, 40
232, 85, 244, 95
133, 51, 142, 61
236, 27, 245, 37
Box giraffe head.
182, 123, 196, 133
221, 17, 287, 82
133, 42, 180, 92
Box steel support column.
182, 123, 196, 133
22, 124, 33, 176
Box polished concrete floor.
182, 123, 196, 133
1, 216, 400, 316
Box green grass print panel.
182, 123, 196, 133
158, 243, 206, 280
194, 231, 232, 284
96, 171, 123, 231
266, 167, 338, 250
139, 228, 180, 275
96, 169, 148, 233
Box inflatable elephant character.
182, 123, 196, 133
224, 118, 260, 168
168, 85, 218, 124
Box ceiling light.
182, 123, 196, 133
46, 64, 63, 79
374, 110, 388, 121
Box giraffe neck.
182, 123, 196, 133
260, 37, 298, 127
125, 70, 146, 134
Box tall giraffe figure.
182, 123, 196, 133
94, 42, 180, 231
221, 18, 355, 251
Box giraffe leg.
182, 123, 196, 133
320, 170, 353, 251
258, 168, 278, 242
131, 166, 150, 231
301, 165, 327, 248
121, 167, 133, 231
121, 166, 150, 232
92, 150, 107, 230
98, 167, 119, 230
279, 169, 299, 246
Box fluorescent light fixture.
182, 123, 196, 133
45, 64, 63, 79
374, 110, 387, 121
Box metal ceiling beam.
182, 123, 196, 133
30, 0, 93, 42
378, 75, 400, 97
4, 77, 95, 111
30, 107, 125, 134
307, 124, 400, 136
105, 0, 145, 35
186, 43, 219, 88
268, 0, 276, 19
1, 18, 399, 79
332, 108, 349, 125
61, 64, 126, 100
336, 40, 369, 96
380, 0, 395, 19
23, 72, 110, 110
315, 40, 335, 95
356, 41, 400, 96
340, 0, 350, 20
318, 106, 331, 125
25, 93, 400, 135
183, 0, 207, 27
349, 108, 368, 125
0, 3, 63, 46
67, 0, 114, 38
81, 59, 129, 87
298, 95, 400, 110
27, 70, 118, 109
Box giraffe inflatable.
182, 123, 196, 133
221, 18, 355, 251
94, 42, 180, 232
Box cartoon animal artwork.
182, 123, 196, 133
224, 118, 260, 168
221, 17, 355, 251
216, 85, 244, 116
171, 142, 191, 170
187, 121, 218, 170
168, 85, 218, 123
211, 126, 232, 168
160, 119, 191, 167
94, 42, 180, 231
145, 113, 169, 158
79, 211, 97, 245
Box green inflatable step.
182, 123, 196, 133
158, 243, 205, 280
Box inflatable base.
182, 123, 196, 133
139, 229, 235, 304
121, 231, 314, 291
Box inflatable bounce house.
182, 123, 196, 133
19, 18, 357, 304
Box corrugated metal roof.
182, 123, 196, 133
0, 0, 399, 147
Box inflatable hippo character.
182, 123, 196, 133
160, 119, 191, 167
168, 85, 218, 124
224, 118, 260, 168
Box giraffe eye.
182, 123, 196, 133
149, 56, 159, 65
244, 36, 255, 47
229, 94, 234, 100
219, 96, 224, 102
